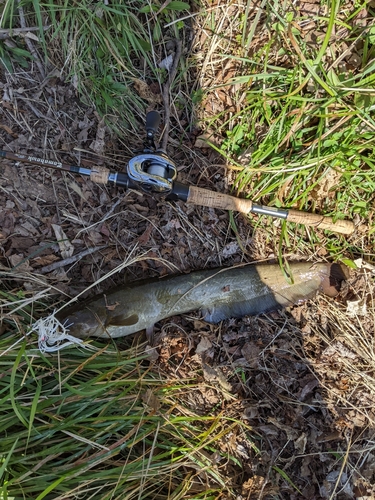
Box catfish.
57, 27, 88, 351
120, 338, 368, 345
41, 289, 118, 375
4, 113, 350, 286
57, 262, 347, 339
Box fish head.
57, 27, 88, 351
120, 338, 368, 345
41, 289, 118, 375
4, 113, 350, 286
58, 302, 141, 339
59, 307, 105, 339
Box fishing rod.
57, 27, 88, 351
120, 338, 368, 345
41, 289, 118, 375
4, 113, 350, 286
1, 111, 354, 235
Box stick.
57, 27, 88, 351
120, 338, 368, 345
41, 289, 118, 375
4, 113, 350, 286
40, 246, 106, 274
186, 185, 355, 235
17, 0, 45, 79
160, 39, 183, 152
0, 26, 50, 39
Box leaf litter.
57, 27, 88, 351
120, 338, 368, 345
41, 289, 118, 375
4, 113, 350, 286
1, 1, 375, 499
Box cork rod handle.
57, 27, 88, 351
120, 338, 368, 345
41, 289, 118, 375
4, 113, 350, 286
286, 209, 354, 235
186, 186, 355, 235
187, 185, 253, 213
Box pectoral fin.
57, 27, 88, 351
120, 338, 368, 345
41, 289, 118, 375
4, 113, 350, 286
107, 314, 139, 327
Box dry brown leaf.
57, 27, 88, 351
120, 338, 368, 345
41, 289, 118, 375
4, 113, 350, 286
9, 236, 35, 251
8, 253, 32, 271
133, 78, 162, 105
31, 254, 59, 267
51, 224, 74, 259
142, 388, 160, 413
0, 123, 17, 137
89, 116, 107, 155
310, 168, 341, 202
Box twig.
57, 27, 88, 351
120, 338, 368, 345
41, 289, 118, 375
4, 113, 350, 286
155, 0, 173, 16
17, 0, 46, 79
160, 39, 182, 152
0, 26, 50, 39
328, 429, 352, 500
40, 246, 106, 274
16, 96, 56, 123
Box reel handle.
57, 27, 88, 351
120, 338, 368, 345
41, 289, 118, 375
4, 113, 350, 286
146, 111, 161, 137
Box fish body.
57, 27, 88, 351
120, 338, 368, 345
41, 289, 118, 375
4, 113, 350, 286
57, 262, 346, 339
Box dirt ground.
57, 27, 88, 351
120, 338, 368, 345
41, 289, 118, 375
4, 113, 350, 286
1, 5, 375, 498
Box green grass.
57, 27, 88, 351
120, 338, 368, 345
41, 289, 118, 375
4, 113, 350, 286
201, 0, 375, 261
0, 328, 251, 499
0, 265, 252, 499
0, 0, 191, 134
45, 0, 154, 132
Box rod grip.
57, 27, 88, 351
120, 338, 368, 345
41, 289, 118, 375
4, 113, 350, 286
187, 186, 355, 235
286, 209, 355, 235
187, 186, 253, 213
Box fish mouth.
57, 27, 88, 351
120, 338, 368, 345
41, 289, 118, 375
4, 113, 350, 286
321, 263, 349, 297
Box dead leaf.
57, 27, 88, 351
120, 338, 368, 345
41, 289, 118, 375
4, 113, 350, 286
142, 388, 160, 413
16, 220, 39, 236
241, 342, 261, 369
51, 224, 74, 259
133, 78, 162, 105
196, 336, 212, 355
8, 253, 32, 271
9, 236, 35, 251
32, 254, 59, 267
89, 116, 107, 155
24, 31, 40, 42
